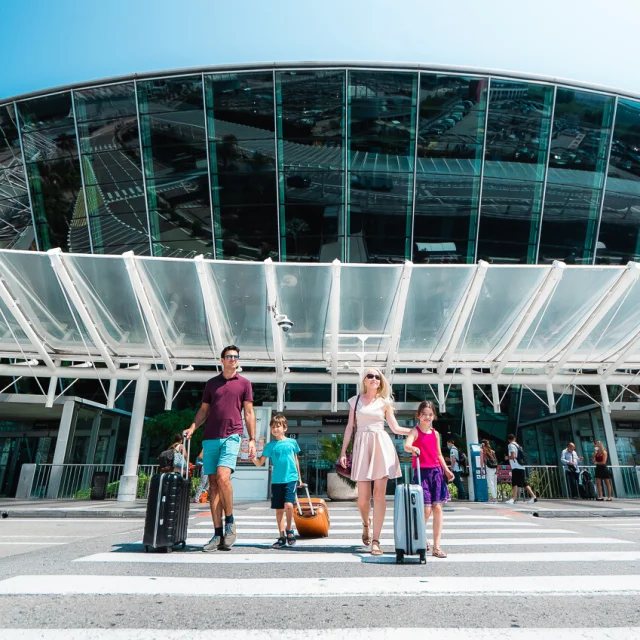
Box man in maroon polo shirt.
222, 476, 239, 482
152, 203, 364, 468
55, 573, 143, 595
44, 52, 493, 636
183, 345, 255, 551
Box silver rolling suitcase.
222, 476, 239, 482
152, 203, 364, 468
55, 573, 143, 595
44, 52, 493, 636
394, 462, 427, 564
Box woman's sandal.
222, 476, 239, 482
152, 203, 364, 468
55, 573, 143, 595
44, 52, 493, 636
286, 529, 296, 546
432, 547, 447, 558
272, 536, 287, 549
362, 519, 372, 546
370, 539, 383, 556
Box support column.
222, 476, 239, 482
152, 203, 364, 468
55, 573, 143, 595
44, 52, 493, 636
461, 373, 479, 502
600, 406, 625, 498
46, 399, 77, 499
81, 411, 102, 488
117, 366, 149, 502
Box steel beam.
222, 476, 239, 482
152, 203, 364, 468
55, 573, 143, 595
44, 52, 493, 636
385, 261, 413, 378
194, 254, 226, 359
264, 258, 285, 409
329, 259, 341, 412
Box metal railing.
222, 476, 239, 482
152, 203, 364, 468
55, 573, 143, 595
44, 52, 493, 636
30, 464, 159, 500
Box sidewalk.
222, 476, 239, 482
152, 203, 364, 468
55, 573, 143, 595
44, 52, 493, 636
1, 497, 639, 519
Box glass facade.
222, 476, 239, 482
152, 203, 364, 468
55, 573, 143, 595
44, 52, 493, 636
0, 65, 638, 265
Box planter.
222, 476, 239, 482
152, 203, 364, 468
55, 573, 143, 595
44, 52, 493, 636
327, 472, 358, 501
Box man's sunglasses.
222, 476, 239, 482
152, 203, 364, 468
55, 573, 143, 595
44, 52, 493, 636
365, 373, 381, 380
224, 354, 240, 360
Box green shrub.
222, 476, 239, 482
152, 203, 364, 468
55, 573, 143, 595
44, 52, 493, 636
74, 488, 91, 499
447, 483, 458, 500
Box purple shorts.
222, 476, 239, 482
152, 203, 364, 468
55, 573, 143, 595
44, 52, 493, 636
413, 466, 450, 506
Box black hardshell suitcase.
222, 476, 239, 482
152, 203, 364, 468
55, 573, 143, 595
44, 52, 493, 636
143, 439, 190, 552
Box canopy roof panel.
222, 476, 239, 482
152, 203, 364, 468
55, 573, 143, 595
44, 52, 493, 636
0, 249, 639, 383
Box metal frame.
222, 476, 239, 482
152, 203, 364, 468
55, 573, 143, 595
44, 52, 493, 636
201, 72, 217, 259
122, 251, 174, 375
473, 78, 492, 262
133, 79, 154, 256
272, 69, 283, 260
194, 254, 225, 358
263, 258, 285, 410
329, 258, 341, 412
384, 261, 413, 377
409, 72, 421, 261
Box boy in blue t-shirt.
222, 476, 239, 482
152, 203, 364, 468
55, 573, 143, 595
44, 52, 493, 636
253, 414, 302, 548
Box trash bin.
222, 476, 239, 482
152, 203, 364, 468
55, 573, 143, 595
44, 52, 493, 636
90, 472, 109, 500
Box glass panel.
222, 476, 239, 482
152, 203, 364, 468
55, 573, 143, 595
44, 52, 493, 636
478, 81, 554, 264
206, 261, 271, 358
596, 98, 640, 264
398, 266, 475, 359
274, 263, 332, 360
74, 83, 139, 122
515, 266, 624, 360
539, 88, 615, 262
17, 93, 75, 132
537, 184, 602, 263
413, 173, 480, 263
137, 75, 212, 258
276, 70, 346, 262
137, 257, 214, 358
205, 72, 279, 260
0, 294, 30, 349
477, 178, 545, 263
0, 104, 34, 250
459, 266, 548, 358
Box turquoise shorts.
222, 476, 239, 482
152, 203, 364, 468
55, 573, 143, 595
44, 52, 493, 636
202, 434, 242, 475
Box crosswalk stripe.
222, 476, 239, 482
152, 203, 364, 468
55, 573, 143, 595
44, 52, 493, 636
195, 515, 514, 522
7, 630, 640, 639
0, 542, 67, 546
154, 536, 633, 547
3, 574, 640, 596
75, 550, 640, 565
187, 528, 570, 535
194, 519, 540, 527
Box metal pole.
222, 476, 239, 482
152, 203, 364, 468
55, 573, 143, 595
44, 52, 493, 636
600, 405, 625, 498
461, 372, 479, 502
46, 399, 77, 498
117, 364, 150, 502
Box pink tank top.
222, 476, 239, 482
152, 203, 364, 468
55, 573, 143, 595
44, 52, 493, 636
411, 427, 440, 469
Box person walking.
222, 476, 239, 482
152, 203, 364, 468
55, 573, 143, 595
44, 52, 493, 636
446, 438, 467, 500
592, 440, 613, 501
338, 368, 411, 557
404, 401, 455, 558
183, 345, 255, 552
504, 434, 537, 504
481, 439, 498, 503
194, 449, 210, 503
253, 414, 304, 548
561, 442, 583, 500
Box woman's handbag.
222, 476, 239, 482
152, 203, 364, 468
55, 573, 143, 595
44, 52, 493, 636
334, 395, 359, 478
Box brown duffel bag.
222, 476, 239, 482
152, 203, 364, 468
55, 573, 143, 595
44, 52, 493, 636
294, 484, 330, 538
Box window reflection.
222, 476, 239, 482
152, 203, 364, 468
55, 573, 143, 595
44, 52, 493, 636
0, 105, 34, 249
540, 88, 615, 262
596, 99, 640, 264
137, 75, 213, 257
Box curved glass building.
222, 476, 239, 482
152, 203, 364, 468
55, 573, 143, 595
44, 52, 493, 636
1, 62, 640, 266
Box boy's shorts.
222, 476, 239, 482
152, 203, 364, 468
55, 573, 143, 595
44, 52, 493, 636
271, 481, 297, 509
511, 468, 529, 488
202, 434, 241, 475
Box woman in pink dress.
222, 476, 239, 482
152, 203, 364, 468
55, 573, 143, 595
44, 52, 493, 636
339, 368, 411, 556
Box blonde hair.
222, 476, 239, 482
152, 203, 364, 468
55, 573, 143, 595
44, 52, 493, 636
360, 368, 394, 407
594, 440, 607, 455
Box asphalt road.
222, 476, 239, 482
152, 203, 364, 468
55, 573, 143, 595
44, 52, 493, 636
1, 502, 640, 636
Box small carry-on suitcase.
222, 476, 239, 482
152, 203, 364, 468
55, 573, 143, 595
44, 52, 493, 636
143, 438, 191, 553
394, 462, 427, 564
580, 469, 597, 500
294, 484, 330, 537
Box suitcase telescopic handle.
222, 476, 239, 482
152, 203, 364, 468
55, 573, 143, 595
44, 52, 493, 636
413, 452, 421, 486
295, 483, 315, 516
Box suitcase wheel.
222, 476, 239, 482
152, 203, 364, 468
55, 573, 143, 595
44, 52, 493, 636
395, 550, 404, 564
419, 551, 427, 564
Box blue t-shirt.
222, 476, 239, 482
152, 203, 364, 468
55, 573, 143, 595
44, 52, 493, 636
260, 438, 300, 484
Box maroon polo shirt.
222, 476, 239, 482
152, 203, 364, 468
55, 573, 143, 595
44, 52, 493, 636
202, 373, 253, 440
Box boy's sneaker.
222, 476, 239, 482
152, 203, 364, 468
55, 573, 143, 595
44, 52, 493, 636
202, 535, 223, 553
504, 498, 515, 504
527, 497, 538, 504
221, 521, 237, 549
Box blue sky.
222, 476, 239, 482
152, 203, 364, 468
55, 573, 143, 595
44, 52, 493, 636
2, 0, 639, 99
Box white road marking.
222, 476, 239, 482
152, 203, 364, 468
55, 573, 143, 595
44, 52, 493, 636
4, 574, 640, 597
187, 528, 569, 535
160, 536, 633, 548
75, 550, 640, 565
0, 542, 67, 546
8, 629, 640, 639
195, 515, 515, 522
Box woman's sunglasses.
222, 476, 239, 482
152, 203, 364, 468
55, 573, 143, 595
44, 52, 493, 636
365, 373, 381, 380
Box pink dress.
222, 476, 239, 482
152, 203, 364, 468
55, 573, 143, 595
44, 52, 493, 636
349, 396, 401, 481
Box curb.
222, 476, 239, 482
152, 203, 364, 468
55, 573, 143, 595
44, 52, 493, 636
0, 510, 146, 519
532, 509, 640, 518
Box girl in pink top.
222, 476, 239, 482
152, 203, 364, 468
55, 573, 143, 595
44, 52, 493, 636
404, 400, 455, 558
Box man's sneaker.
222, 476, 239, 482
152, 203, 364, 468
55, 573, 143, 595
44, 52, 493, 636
221, 521, 237, 549
202, 535, 223, 553
504, 498, 515, 504
527, 497, 538, 504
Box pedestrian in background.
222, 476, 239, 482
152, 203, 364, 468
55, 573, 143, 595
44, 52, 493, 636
481, 439, 498, 503
592, 440, 613, 501
170, 433, 187, 474
446, 438, 467, 500
504, 434, 537, 504
194, 449, 210, 503
404, 401, 455, 558
561, 442, 582, 499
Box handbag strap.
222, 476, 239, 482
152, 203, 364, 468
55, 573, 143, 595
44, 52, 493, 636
352, 394, 360, 434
